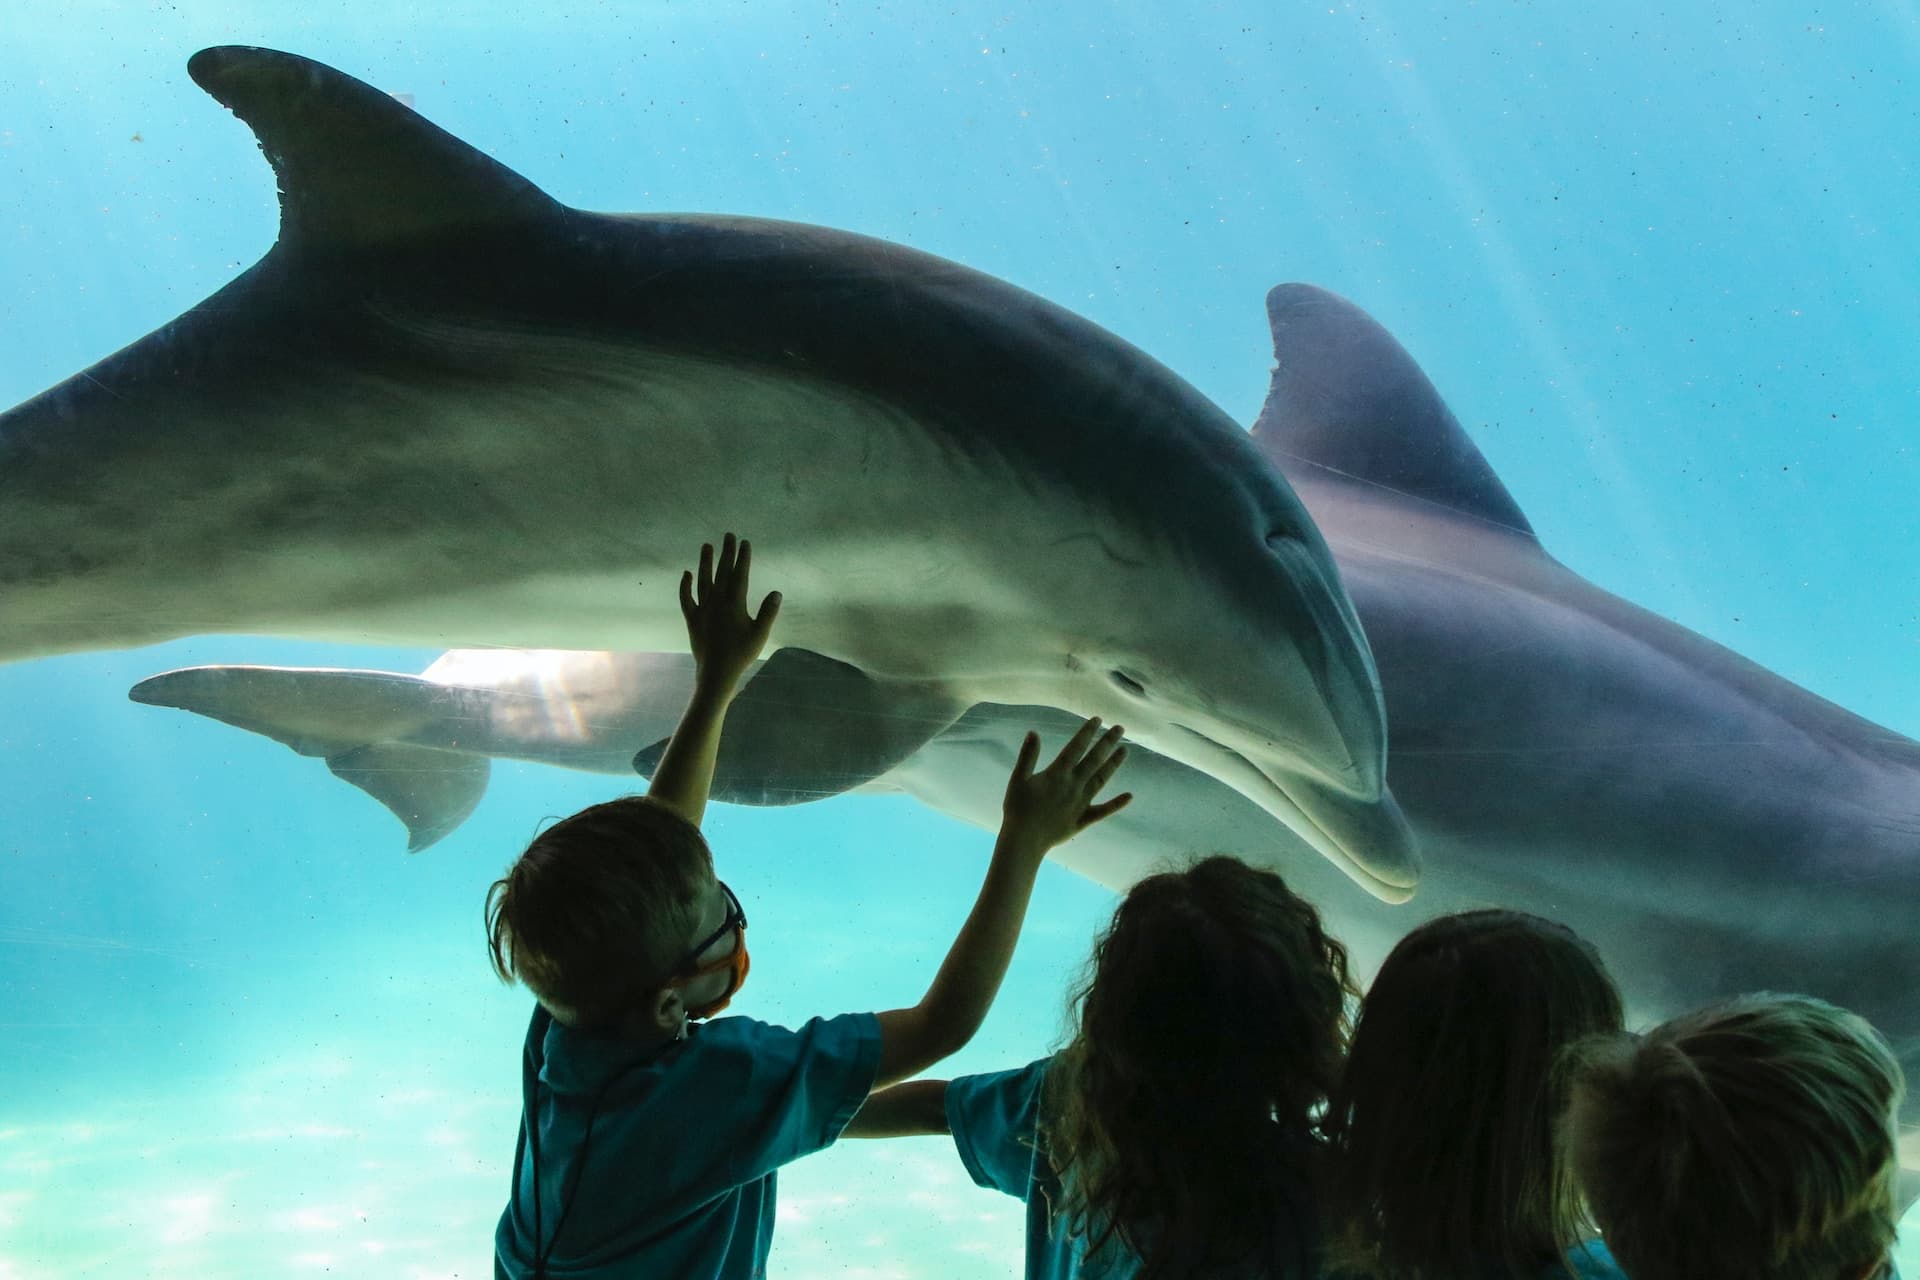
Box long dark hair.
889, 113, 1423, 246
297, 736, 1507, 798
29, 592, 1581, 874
1321, 910, 1624, 1279
1044, 855, 1357, 1279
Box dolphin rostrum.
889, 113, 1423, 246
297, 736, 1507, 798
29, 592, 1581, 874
0, 47, 1415, 899
131, 283, 1920, 1138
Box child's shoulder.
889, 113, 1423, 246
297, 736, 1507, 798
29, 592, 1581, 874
688, 1011, 882, 1071
1563, 1240, 1626, 1280
696, 1011, 879, 1042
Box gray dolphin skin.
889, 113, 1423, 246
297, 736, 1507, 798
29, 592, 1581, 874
131, 283, 1920, 1137
1250, 284, 1920, 1128
0, 47, 1415, 899
129, 647, 966, 851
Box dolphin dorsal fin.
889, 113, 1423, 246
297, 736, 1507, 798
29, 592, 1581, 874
1253, 284, 1537, 541
188, 46, 561, 250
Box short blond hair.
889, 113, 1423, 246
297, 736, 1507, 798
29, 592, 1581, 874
1566, 993, 1905, 1280
484, 796, 713, 1029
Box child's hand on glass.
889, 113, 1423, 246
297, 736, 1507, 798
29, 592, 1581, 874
680, 532, 782, 695
1000, 717, 1131, 856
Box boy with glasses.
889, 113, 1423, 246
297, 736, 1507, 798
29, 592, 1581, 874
486, 533, 1131, 1279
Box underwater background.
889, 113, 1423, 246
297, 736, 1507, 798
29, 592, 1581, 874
2, 2, 1916, 1276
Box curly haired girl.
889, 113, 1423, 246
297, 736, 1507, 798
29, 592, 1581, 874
848, 853, 1356, 1279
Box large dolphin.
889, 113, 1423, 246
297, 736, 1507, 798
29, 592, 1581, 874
1249, 285, 1918, 1060
1253, 283, 1920, 1144
0, 47, 1416, 899
131, 283, 1920, 1139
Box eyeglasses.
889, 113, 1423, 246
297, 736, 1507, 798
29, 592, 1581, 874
675, 880, 746, 975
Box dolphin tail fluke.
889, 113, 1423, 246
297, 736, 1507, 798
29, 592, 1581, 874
130, 664, 489, 852
186, 45, 562, 252
632, 648, 969, 805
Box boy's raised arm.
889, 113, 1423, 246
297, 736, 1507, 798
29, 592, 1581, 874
643, 533, 1129, 1091
870, 719, 1130, 1090
647, 533, 781, 828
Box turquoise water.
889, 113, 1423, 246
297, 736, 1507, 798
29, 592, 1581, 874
3, 3, 1917, 1276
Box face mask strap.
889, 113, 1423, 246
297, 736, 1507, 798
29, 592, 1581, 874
678, 943, 750, 1019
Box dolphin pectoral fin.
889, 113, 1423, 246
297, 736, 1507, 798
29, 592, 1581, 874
186, 45, 561, 252
1256, 283, 1540, 543
631, 648, 967, 805
326, 744, 490, 853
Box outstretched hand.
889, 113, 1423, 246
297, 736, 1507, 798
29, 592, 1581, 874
1000, 717, 1132, 856
680, 532, 782, 695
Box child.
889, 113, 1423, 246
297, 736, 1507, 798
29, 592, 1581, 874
485, 533, 1132, 1279
1319, 910, 1626, 1280
845, 854, 1357, 1279
1566, 993, 1906, 1280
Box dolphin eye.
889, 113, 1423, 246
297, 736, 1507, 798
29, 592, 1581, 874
1110, 670, 1147, 697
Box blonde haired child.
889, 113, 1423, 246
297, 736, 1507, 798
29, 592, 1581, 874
1567, 993, 1906, 1280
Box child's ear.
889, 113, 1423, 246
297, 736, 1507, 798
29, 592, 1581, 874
649, 985, 685, 1039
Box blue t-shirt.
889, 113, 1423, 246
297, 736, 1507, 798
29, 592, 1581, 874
1328, 1239, 1625, 1279
946, 1056, 1320, 1280
1563, 1241, 1899, 1280
495, 1005, 881, 1279
1563, 1240, 1625, 1279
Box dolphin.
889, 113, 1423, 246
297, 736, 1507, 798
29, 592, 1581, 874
0, 47, 1416, 899
1251, 282, 1920, 1138
131, 282, 1920, 1136
128, 647, 968, 851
